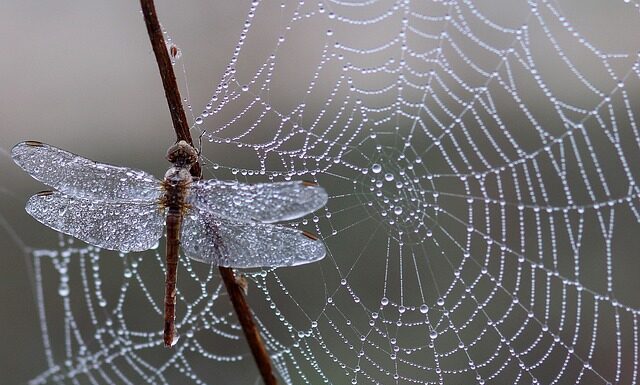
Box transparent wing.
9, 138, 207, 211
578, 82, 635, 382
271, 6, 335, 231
12, 141, 162, 201
26, 191, 165, 252
188, 180, 328, 223
181, 208, 326, 268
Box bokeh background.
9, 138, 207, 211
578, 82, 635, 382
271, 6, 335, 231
2, 1, 640, 384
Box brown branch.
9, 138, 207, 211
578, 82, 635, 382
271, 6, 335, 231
139, 1, 277, 383
139, 0, 199, 176
219, 268, 278, 384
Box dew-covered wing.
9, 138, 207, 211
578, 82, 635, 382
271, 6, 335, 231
12, 141, 162, 202
26, 191, 165, 252
181, 208, 326, 268
188, 180, 328, 223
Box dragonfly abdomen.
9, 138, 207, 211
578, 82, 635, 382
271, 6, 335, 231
161, 168, 192, 347
163, 206, 183, 347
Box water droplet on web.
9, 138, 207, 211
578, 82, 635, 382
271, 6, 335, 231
195, 117, 204, 125
371, 164, 382, 173
429, 330, 438, 339
384, 173, 394, 181
394, 206, 403, 215
58, 283, 70, 297
420, 304, 429, 314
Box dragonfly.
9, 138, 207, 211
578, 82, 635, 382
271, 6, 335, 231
12, 140, 328, 347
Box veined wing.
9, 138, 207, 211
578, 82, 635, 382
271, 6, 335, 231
12, 141, 162, 201
188, 180, 328, 223
181, 208, 326, 268
27, 191, 165, 252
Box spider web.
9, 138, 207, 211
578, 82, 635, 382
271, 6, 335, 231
12, 0, 640, 384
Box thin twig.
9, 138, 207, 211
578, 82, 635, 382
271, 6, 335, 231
139, 1, 277, 383
138, 0, 201, 177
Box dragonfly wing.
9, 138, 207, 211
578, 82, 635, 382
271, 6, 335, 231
181, 208, 326, 268
189, 180, 328, 223
12, 141, 162, 201
27, 191, 165, 252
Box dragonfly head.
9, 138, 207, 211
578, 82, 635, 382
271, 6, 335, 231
167, 140, 198, 169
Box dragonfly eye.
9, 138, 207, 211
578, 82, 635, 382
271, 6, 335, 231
166, 140, 198, 167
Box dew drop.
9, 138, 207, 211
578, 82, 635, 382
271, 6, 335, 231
371, 164, 382, 174
195, 117, 204, 125
58, 283, 70, 297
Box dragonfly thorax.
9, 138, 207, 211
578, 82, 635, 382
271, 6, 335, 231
161, 167, 192, 212
164, 167, 192, 183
